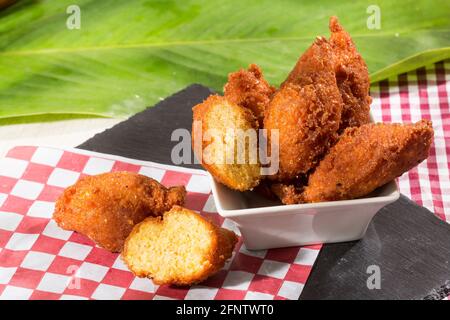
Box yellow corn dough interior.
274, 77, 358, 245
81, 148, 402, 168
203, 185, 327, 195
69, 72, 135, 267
204, 102, 260, 189
126, 211, 214, 281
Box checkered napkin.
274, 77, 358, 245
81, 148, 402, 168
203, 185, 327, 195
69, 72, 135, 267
0, 146, 320, 300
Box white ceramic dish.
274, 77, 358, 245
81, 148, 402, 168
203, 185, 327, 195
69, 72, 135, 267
210, 175, 400, 250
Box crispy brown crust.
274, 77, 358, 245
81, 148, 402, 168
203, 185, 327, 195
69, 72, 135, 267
329, 16, 371, 131
269, 175, 308, 205
265, 37, 343, 181
224, 64, 276, 127
53, 172, 186, 252
270, 183, 303, 205
206, 224, 238, 282
303, 120, 434, 202
192, 95, 261, 191
122, 206, 238, 286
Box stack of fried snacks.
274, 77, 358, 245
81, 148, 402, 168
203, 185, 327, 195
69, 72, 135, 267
191, 16, 434, 204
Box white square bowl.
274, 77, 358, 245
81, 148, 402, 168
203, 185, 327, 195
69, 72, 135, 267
210, 175, 399, 250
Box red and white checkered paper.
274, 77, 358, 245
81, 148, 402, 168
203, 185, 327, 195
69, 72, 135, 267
0, 146, 321, 300
0, 59, 449, 300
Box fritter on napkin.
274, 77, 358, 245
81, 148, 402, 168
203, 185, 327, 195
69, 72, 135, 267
53, 172, 185, 252
123, 206, 238, 286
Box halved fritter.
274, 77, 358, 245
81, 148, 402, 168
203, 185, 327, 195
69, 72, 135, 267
122, 206, 238, 286
224, 64, 276, 127
303, 120, 434, 202
53, 172, 186, 252
192, 95, 261, 191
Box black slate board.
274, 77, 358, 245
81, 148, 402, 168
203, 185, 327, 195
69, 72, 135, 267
79, 84, 450, 300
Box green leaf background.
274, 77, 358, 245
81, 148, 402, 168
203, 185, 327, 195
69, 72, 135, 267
0, 0, 449, 120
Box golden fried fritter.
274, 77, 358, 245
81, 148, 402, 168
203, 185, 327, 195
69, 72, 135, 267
303, 120, 434, 202
224, 64, 276, 127
192, 95, 261, 191
123, 206, 238, 286
329, 16, 372, 131
265, 37, 343, 181
282, 36, 335, 89
53, 172, 186, 252
270, 181, 305, 205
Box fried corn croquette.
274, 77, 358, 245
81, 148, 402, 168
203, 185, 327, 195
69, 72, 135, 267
192, 95, 261, 191
123, 206, 238, 286
265, 37, 343, 181
224, 64, 276, 127
268, 174, 309, 205
329, 16, 372, 131
303, 120, 434, 202
270, 183, 304, 205
53, 172, 186, 252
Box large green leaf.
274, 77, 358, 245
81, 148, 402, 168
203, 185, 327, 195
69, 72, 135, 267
0, 0, 449, 119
